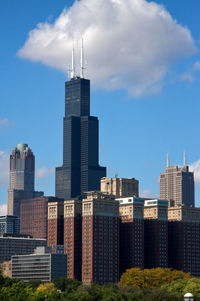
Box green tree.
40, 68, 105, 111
53, 278, 81, 293
0, 281, 33, 301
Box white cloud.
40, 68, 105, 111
0, 204, 7, 215
36, 167, 54, 179
190, 160, 200, 185
0, 151, 9, 187
18, 0, 196, 96
0, 118, 14, 129
140, 189, 155, 198
180, 60, 200, 82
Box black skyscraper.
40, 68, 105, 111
55, 77, 106, 200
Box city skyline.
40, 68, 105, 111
1, 0, 200, 213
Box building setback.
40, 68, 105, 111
47, 199, 64, 248
20, 197, 57, 239
144, 199, 168, 269
101, 177, 139, 198
55, 75, 106, 201
160, 163, 194, 207
82, 191, 119, 285
0, 235, 46, 262
12, 246, 67, 282
116, 197, 144, 275
63, 199, 82, 281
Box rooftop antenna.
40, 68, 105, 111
183, 150, 187, 166
166, 153, 170, 167
71, 40, 75, 79
80, 37, 85, 78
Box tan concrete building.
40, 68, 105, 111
47, 200, 64, 248
144, 199, 168, 269
0, 260, 11, 278
63, 199, 82, 281
168, 206, 200, 222
101, 177, 139, 198
82, 191, 119, 285
116, 197, 144, 274
160, 164, 194, 207
144, 199, 168, 220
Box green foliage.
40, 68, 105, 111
53, 278, 81, 293
120, 267, 191, 289
163, 277, 200, 301
0, 281, 34, 301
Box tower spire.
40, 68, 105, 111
166, 153, 170, 167
80, 37, 84, 78
71, 40, 75, 79
183, 150, 187, 166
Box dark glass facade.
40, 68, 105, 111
56, 77, 106, 200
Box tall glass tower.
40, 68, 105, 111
55, 76, 106, 200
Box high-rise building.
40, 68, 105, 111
0, 215, 20, 235
55, 46, 106, 200
82, 191, 119, 285
101, 177, 139, 198
7, 143, 43, 217
47, 199, 64, 248
144, 199, 168, 269
20, 197, 56, 239
116, 197, 144, 275
160, 155, 194, 207
63, 199, 82, 280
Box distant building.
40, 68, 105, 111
0, 235, 46, 262
0, 260, 12, 278
82, 191, 119, 285
63, 199, 82, 281
20, 197, 59, 239
160, 156, 194, 207
47, 199, 64, 247
116, 196, 144, 275
0, 215, 20, 235
144, 199, 168, 269
101, 177, 139, 198
7, 143, 43, 217
11, 246, 67, 282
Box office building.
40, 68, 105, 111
63, 199, 82, 280
116, 197, 144, 275
0, 234, 46, 262
12, 246, 67, 282
7, 143, 43, 217
20, 197, 56, 239
160, 155, 194, 207
168, 205, 200, 222
0, 215, 20, 235
55, 45, 106, 200
101, 177, 139, 197
82, 191, 119, 285
144, 199, 168, 269
47, 199, 64, 247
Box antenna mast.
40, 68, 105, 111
80, 37, 84, 78
183, 151, 187, 166
166, 153, 170, 167
71, 41, 75, 79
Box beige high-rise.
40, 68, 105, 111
101, 177, 139, 198
160, 164, 194, 207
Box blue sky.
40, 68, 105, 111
1, 0, 200, 213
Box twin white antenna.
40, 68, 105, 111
166, 151, 187, 167
70, 38, 85, 80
